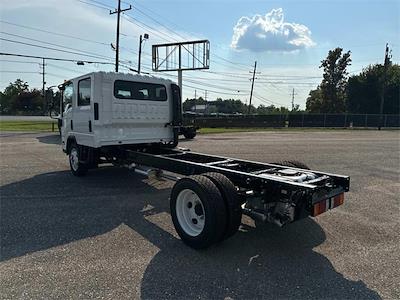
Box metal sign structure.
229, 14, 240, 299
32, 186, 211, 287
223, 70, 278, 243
152, 40, 210, 96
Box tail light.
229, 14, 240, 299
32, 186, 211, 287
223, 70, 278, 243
313, 193, 344, 217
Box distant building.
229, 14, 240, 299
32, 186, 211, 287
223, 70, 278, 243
189, 103, 217, 114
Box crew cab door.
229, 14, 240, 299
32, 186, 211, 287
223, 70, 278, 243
73, 77, 93, 140
61, 82, 73, 149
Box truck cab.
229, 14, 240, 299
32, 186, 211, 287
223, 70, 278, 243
59, 72, 182, 153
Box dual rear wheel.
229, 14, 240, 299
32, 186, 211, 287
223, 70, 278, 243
170, 173, 242, 249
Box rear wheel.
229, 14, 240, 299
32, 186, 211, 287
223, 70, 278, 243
170, 175, 227, 249
69, 143, 88, 177
202, 172, 242, 241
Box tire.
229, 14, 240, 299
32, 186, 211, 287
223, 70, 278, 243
272, 160, 310, 170
183, 129, 196, 139
202, 172, 242, 241
170, 175, 227, 249
69, 143, 88, 177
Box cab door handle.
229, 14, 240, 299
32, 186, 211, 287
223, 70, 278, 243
94, 103, 99, 120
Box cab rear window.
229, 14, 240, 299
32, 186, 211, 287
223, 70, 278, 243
114, 80, 167, 101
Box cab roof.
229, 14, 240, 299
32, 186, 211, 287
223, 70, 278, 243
61, 71, 175, 86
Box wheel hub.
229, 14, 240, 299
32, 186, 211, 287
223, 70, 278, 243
70, 148, 79, 171
176, 189, 205, 237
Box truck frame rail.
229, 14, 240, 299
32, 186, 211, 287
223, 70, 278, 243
125, 147, 349, 206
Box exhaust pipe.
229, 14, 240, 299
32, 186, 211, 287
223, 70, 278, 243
131, 163, 180, 181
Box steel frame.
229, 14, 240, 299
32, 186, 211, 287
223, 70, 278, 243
125, 147, 350, 205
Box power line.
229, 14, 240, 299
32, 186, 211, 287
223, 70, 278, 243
132, 6, 189, 41
76, 0, 111, 11
184, 83, 248, 96
122, 8, 251, 72
1, 71, 39, 74
253, 92, 285, 107
149, 71, 249, 95
0, 20, 109, 46
79, 0, 114, 9
0, 32, 113, 61
46, 62, 93, 74
144, 69, 249, 95
123, 14, 177, 42
0, 52, 115, 65
1, 19, 139, 57
123, 1, 252, 71
0, 59, 39, 64
0, 38, 113, 61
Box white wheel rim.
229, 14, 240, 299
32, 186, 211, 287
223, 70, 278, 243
176, 189, 205, 237
70, 148, 79, 171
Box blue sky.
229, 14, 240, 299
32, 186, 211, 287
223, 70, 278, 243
0, 0, 399, 109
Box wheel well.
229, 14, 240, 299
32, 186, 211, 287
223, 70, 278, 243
66, 136, 77, 154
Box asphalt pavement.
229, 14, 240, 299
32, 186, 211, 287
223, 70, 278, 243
0, 130, 399, 299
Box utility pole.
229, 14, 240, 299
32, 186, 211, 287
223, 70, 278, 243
110, 0, 131, 72
194, 89, 197, 112
204, 90, 208, 114
378, 43, 391, 130
41, 58, 46, 113
291, 88, 297, 111
248, 61, 257, 114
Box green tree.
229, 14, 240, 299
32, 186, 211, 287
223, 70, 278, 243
347, 63, 400, 114
12, 89, 43, 114
306, 88, 323, 112
0, 79, 30, 114
306, 48, 351, 113
0, 79, 47, 115
257, 104, 276, 114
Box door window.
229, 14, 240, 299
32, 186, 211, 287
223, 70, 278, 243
63, 82, 73, 111
78, 78, 91, 106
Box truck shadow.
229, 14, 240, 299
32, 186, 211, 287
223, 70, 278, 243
0, 168, 380, 299
36, 134, 61, 145
139, 219, 381, 299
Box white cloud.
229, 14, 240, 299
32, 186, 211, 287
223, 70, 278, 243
231, 8, 315, 52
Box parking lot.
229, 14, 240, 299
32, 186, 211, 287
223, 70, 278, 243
0, 130, 399, 299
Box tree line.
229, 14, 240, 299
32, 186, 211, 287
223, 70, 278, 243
0, 79, 60, 115
182, 97, 294, 115
1, 48, 398, 116
306, 48, 399, 114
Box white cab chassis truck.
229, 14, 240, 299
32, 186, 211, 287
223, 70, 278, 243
58, 72, 350, 249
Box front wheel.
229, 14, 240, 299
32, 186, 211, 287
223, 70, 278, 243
170, 175, 227, 249
69, 144, 88, 177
